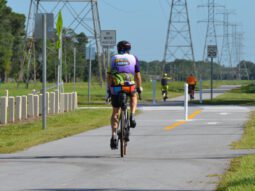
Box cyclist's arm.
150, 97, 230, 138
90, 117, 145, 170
135, 72, 142, 88
134, 56, 142, 88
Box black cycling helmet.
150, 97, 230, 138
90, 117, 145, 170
117, 40, 131, 54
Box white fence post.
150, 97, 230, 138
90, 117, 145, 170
55, 90, 59, 114
49, 92, 55, 114
184, 83, 189, 121
46, 92, 49, 114
34, 95, 39, 117
22, 96, 28, 120
74, 91, 78, 109
71, 92, 76, 111
0, 96, 8, 124
16, 96, 22, 121
28, 94, 34, 118
69, 93, 72, 111
8, 97, 15, 123
60, 93, 65, 113
65, 93, 69, 112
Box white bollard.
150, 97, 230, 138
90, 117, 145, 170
184, 83, 189, 121
16, 96, 22, 120
0, 96, 8, 124
34, 95, 39, 117
199, 79, 203, 104
55, 90, 59, 114
22, 96, 28, 120
8, 97, 15, 123
49, 92, 55, 114
28, 94, 34, 117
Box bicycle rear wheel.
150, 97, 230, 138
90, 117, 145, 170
120, 110, 126, 157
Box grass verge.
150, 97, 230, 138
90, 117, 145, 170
217, 111, 255, 191
194, 83, 255, 106
0, 109, 111, 153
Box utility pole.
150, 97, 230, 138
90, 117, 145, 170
163, 0, 196, 78
23, 0, 103, 87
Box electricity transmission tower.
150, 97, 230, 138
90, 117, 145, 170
199, 0, 221, 63
20, 0, 103, 86
163, 0, 196, 77
219, 10, 234, 79
231, 25, 249, 80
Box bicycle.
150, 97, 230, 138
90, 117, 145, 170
188, 84, 195, 100
161, 86, 168, 102
117, 90, 141, 157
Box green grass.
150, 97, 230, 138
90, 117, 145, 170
217, 155, 255, 191
232, 111, 255, 149
195, 83, 255, 106
217, 111, 255, 191
0, 109, 111, 153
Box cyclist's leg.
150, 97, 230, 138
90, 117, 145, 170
192, 85, 195, 98
129, 93, 137, 128
110, 95, 120, 149
111, 107, 120, 137
165, 85, 168, 98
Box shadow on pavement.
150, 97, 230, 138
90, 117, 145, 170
27, 189, 211, 191
0, 153, 252, 161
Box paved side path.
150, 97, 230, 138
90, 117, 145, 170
0, 105, 254, 191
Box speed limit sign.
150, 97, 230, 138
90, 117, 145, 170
207, 45, 217, 58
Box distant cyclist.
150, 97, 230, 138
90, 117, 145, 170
161, 73, 171, 101
186, 73, 197, 99
107, 40, 142, 150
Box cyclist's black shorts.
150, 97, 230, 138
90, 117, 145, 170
111, 93, 136, 108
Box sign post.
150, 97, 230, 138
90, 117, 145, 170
56, 11, 63, 93
207, 45, 217, 101
100, 30, 116, 97
86, 44, 96, 102
35, 13, 54, 129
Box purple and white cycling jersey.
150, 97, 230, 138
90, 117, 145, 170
110, 53, 140, 75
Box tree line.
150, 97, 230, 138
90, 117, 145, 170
0, 1, 255, 85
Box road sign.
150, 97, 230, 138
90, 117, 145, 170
207, 45, 217, 58
101, 30, 116, 47
35, 13, 54, 39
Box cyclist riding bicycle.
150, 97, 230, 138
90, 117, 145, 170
186, 73, 197, 99
107, 40, 142, 150
161, 73, 171, 100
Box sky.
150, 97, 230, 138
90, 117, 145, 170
6, 0, 255, 63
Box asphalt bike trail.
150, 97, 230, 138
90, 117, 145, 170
0, 85, 254, 191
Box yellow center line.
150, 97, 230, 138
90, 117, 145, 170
164, 109, 203, 131
188, 109, 202, 120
